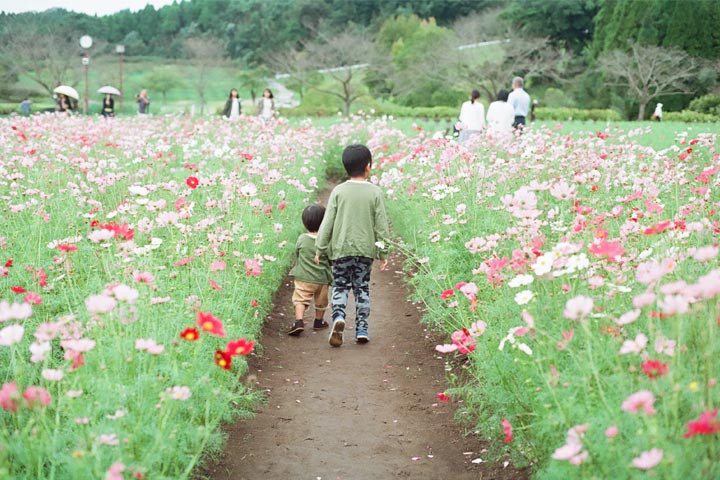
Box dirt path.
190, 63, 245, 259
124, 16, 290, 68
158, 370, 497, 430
201, 252, 527, 480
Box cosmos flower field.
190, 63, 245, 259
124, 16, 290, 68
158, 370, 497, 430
1, 114, 718, 479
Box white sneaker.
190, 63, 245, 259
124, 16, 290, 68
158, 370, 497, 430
328, 318, 345, 347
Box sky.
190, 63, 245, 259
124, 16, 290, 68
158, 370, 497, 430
0, 0, 177, 16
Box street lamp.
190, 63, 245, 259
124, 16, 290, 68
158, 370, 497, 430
116, 45, 125, 113
80, 35, 93, 114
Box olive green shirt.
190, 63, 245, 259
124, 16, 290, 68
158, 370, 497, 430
315, 180, 390, 261
289, 233, 332, 285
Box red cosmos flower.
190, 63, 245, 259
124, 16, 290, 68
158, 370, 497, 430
441, 289, 454, 299
183, 163, 198, 171
214, 350, 232, 370
100, 222, 135, 240
4, 259, 12, 268
90, 220, 99, 229
684, 409, 720, 438
56, 244, 78, 252
251, 299, 259, 307
643, 221, 672, 235
501, 418, 513, 443
226, 338, 254, 356
197, 311, 226, 337
437, 392, 450, 402
588, 240, 624, 261
23, 386, 51, 409
10, 286, 26, 294
186, 176, 199, 189
180, 328, 200, 341
641, 360, 669, 379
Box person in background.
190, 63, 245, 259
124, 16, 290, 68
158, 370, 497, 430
486, 89, 515, 136
315, 144, 390, 347
19, 98, 32, 115
652, 103, 663, 121
256, 88, 275, 121
55, 94, 72, 113
101, 94, 114, 118
507, 76, 531, 129
222, 88, 242, 119
457, 89, 486, 143
287, 205, 332, 336
136, 90, 151, 114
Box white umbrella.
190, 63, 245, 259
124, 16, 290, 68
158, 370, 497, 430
97, 86, 121, 96
53, 85, 79, 100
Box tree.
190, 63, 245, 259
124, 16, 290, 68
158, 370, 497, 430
599, 44, 703, 120
0, 24, 79, 96
237, 66, 271, 104
144, 67, 185, 105
184, 36, 225, 115
270, 31, 377, 116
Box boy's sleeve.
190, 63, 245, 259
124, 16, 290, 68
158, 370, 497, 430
374, 190, 390, 260
315, 192, 336, 258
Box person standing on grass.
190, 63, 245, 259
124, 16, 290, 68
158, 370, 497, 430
136, 89, 151, 114
256, 88, 275, 121
223, 88, 242, 119
101, 94, 114, 118
507, 76, 531, 129
486, 89, 515, 136
287, 205, 332, 337
314, 144, 390, 347
19, 98, 32, 115
457, 89, 485, 143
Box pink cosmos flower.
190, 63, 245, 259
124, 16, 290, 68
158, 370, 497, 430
621, 390, 656, 415
619, 333, 648, 355
97, 433, 119, 446
85, 294, 117, 314
61, 339, 96, 353
209, 279, 223, 290
210, 260, 226, 273
605, 425, 618, 438
0, 324, 24, 346
150, 296, 171, 304
468, 320, 487, 337
451, 328, 476, 354
105, 462, 125, 480
165, 386, 192, 401
133, 271, 155, 284
135, 338, 165, 355
588, 240, 624, 262
631, 448, 663, 470
174, 256, 195, 267
616, 309, 641, 326
244, 259, 262, 276
23, 292, 42, 305
23, 386, 51, 408
563, 295, 593, 320
0, 382, 20, 412
654, 336, 676, 356
692, 245, 718, 263
657, 295, 689, 316
632, 292, 656, 308
435, 343, 458, 353
0, 301, 32, 322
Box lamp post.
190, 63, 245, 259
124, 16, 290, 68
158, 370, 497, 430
80, 35, 93, 115
116, 45, 125, 113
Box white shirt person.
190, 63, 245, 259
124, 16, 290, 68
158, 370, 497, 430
507, 76, 531, 127
486, 89, 516, 136
458, 89, 485, 142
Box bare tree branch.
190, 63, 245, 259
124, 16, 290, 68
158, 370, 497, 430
185, 37, 225, 115
599, 44, 701, 120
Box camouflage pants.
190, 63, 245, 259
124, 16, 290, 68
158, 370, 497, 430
331, 256, 373, 331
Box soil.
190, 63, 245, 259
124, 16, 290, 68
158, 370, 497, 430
200, 255, 530, 480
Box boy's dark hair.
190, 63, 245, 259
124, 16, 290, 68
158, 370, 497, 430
302, 204, 325, 232
496, 89, 509, 102
342, 144, 372, 177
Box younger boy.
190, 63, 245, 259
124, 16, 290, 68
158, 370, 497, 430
288, 205, 333, 336
315, 144, 390, 346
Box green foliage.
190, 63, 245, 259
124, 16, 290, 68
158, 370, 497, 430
144, 67, 185, 105
662, 110, 720, 123
542, 87, 577, 108
502, 0, 599, 51
535, 107, 622, 121
688, 94, 720, 116
591, 0, 720, 59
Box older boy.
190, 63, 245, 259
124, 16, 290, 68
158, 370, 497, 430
315, 144, 390, 347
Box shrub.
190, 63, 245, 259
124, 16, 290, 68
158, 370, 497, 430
535, 107, 623, 121
663, 110, 720, 122
687, 94, 720, 116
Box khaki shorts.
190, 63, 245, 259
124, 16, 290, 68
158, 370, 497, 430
292, 281, 329, 310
